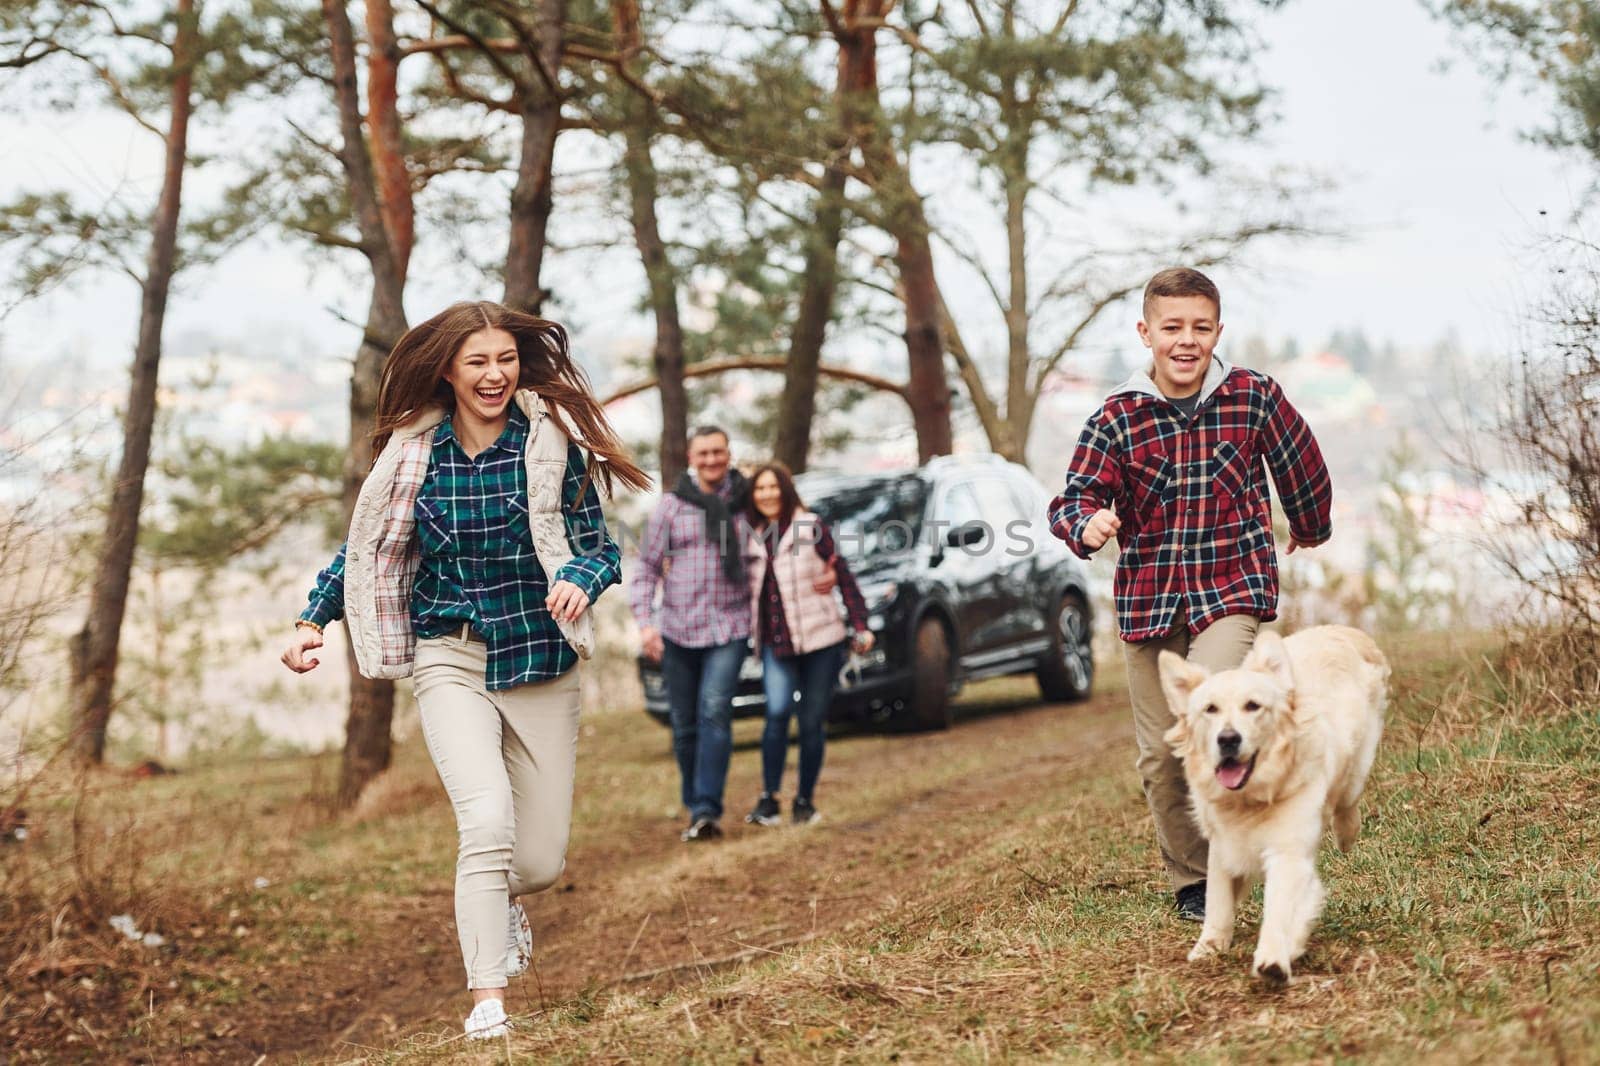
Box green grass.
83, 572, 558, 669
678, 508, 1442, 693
405, 631, 1600, 1064
4, 632, 1598, 1063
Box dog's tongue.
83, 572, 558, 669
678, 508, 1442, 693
1216, 759, 1250, 791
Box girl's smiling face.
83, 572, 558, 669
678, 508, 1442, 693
753, 471, 784, 521
443, 327, 520, 424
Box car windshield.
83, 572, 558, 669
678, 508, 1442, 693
805, 477, 927, 563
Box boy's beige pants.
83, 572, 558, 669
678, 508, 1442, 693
412, 636, 581, 990
1123, 610, 1259, 892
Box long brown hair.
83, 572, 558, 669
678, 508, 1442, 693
744, 461, 803, 529
370, 301, 650, 496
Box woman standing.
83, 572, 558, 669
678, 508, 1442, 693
281, 302, 648, 1039
741, 462, 873, 827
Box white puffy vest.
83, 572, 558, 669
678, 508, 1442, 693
341, 388, 594, 680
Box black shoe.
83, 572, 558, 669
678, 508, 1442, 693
681, 817, 723, 842
791, 796, 820, 826
745, 794, 781, 827
1175, 881, 1206, 922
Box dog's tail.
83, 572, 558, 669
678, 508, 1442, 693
1346, 629, 1392, 682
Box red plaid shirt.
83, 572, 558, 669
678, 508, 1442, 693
1048, 360, 1332, 642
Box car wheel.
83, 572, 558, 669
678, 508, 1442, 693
1036, 593, 1094, 702
909, 617, 954, 730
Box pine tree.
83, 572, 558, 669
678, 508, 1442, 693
0, 0, 251, 763
914, 0, 1319, 462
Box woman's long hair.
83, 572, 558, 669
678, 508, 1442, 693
370, 302, 650, 496
744, 461, 803, 530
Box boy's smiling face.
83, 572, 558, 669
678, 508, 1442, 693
1138, 294, 1223, 399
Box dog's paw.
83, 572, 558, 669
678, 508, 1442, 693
1252, 955, 1291, 988
1334, 806, 1361, 852
1188, 936, 1227, 962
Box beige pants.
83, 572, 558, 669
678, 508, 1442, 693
412, 637, 581, 990
1124, 611, 1260, 892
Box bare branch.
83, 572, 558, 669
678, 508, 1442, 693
602, 357, 910, 406
75, 1, 164, 45
401, 33, 517, 57
309, 230, 364, 252
854, 16, 926, 51
818, 0, 846, 40
1032, 283, 1141, 386
752, 185, 828, 229
59, 46, 165, 139
480, 0, 560, 99
963, 0, 990, 36
1029, 220, 1311, 386
1049, 0, 1080, 38
933, 226, 1008, 320
848, 272, 900, 303
285, 118, 342, 162
563, 41, 619, 63
0, 38, 64, 68
412, 0, 526, 90
935, 284, 1006, 446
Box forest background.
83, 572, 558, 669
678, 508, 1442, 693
4, 1, 1600, 1061
2, 0, 1588, 780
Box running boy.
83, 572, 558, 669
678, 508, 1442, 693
1047, 267, 1332, 922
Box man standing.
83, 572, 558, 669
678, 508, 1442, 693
631, 427, 754, 841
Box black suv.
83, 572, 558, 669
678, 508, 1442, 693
637, 454, 1096, 730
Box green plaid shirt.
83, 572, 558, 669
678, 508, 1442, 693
301, 405, 621, 689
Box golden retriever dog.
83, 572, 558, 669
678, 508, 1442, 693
1160, 626, 1388, 986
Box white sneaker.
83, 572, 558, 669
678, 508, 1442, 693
506, 899, 533, 978
464, 997, 510, 1040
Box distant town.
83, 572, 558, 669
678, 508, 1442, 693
1, 326, 1533, 760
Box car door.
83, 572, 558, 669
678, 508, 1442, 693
965, 472, 1047, 657
931, 478, 1007, 661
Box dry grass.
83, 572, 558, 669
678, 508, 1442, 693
353, 630, 1600, 1065
4, 631, 1598, 1063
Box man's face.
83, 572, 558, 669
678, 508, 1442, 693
688, 432, 731, 487
1137, 295, 1223, 399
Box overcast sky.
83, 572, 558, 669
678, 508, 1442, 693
0, 0, 1583, 386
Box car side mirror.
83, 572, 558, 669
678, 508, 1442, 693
944, 522, 987, 549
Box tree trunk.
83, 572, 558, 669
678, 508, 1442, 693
325, 0, 403, 295
325, 0, 409, 806
365, 0, 412, 276
340, 641, 395, 807
994, 58, 1033, 464
621, 124, 687, 486
773, 167, 845, 473
337, 286, 405, 808
503, 0, 563, 315
897, 230, 953, 460
999, 133, 1030, 463
849, 0, 952, 461
774, 10, 877, 473
67, 0, 198, 764
612, 0, 686, 485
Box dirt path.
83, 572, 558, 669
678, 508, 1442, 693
276, 687, 1133, 1062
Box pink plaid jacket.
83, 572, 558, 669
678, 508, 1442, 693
744, 511, 848, 655
341, 412, 440, 678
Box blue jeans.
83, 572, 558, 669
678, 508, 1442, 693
660, 638, 746, 821
759, 641, 847, 802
